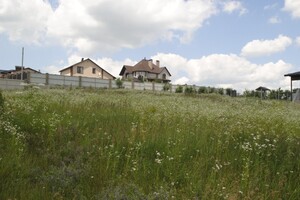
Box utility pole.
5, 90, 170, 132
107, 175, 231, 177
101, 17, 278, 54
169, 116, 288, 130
21, 47, 24, 80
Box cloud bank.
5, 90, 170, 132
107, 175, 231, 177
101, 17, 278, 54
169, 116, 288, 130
241, 35, 292, 57
0, 0, 219, 54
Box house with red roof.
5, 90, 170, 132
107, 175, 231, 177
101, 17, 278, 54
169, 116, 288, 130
119, 58, 171, 83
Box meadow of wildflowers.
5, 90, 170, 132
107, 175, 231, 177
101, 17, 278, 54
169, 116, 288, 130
0, 89, 299, 199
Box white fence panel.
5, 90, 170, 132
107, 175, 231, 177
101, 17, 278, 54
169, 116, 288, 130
48, 74, 65, 85
144, 82, 153, 90
95, 79, 110, 88
134, 82, 145, 90
154, 83, 164, 91
64, 76, 79, 87
30, 73, 46, 85
81, 77, 96, 87
123, 81, 132, 89
0, 79, 24, 90
111, 80, 118, 89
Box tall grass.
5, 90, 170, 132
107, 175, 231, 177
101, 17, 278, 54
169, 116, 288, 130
0, 89, 299, 199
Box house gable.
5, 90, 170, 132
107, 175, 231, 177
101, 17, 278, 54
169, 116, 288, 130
60, 58, 115, 79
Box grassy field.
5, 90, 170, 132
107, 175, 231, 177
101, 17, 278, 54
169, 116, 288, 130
0, 88, 299, 199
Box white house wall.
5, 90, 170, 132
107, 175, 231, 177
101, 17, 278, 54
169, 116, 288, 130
158, 68, 171, 80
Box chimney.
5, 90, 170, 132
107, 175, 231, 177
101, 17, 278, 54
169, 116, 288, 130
81, 58, 84, 62
156, 60, 160, 67
148, 59, 153, 69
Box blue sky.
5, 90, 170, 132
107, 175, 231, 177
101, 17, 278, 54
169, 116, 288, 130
0, 0, 300, 91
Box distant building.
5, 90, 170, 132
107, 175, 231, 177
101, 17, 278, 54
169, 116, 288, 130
119, 58, 171, 83
59, 58, 115, 79
0, 66, 40, 79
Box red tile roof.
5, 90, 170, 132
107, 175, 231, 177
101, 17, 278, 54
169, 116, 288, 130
119, 58, 171, 76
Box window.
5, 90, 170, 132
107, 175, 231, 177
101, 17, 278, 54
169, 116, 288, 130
77, 66, 83, 74
92, 68, 96, 74
162, 73, 166, 79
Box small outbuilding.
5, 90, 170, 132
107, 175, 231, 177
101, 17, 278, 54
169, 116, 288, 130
284, 71, 300, 101
256, 86, 270, 99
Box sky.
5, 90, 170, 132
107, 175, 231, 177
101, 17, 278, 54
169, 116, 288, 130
0, 0, 300, 92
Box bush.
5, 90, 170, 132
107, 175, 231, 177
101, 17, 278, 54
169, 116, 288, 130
175, 85, 183, 93
198, 86, 206, 94
184, 86, 196, 94
217, 88, 224, 95
163, 83, 170, 91
115, 78, 123, 88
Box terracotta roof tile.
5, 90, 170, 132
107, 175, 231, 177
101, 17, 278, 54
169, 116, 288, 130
120, 58, 171, 76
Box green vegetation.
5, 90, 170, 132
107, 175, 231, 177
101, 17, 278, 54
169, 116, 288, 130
115, 78, 123, 89
0, 89, 299, 199
175, 85, 183, 93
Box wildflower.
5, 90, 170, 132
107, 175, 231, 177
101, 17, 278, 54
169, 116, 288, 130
155, 158, 162, 164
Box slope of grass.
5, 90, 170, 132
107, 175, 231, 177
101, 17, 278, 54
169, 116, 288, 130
0, 89, 299, 199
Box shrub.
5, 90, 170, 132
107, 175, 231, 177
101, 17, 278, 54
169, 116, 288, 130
217, 88, 224, 95
184, 86, 196, 94
175, 85, 183, 93
163, 83, 170, 91
198, 86, 206, 94
115, 78, 123, 89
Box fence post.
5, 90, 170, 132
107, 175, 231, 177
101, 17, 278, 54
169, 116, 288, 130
46, 73, 49, 85
109, 79, 112, 89
27, 72, 31, 84
79, 76, 82, 88
152, 82, 155, 91
132, 80, 134, 89
170, 84, 173, 93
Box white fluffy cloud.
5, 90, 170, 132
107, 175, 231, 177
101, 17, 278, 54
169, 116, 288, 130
0, 0, 252, 55
0, 0, 218, 54
151, 53, 292, 92
222, 1, 247, 15
241, 35, 292, 57
0, 0, 53, 43
47, 0, 218, 54
284, 0, 300, 18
